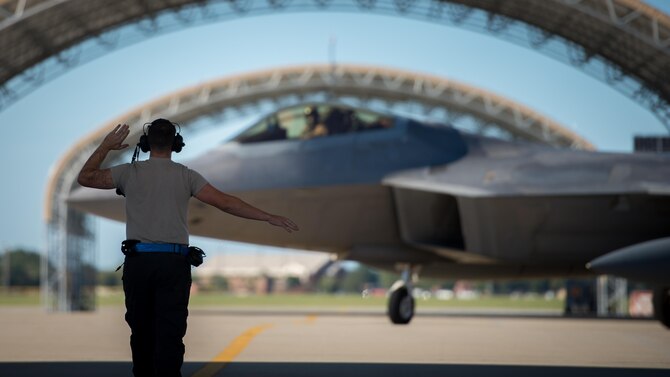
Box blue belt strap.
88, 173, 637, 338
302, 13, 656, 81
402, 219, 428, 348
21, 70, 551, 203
135, 243, 189, 255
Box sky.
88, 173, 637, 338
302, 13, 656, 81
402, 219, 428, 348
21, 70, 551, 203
0, 0, 669, 269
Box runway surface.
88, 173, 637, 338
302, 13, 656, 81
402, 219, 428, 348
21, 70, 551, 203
0, 306, 669, 376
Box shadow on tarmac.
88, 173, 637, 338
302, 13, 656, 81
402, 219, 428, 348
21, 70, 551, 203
1, 361, 668, 377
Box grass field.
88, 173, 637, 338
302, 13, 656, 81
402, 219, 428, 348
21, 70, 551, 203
0, 290, 43, 306
1, 289, 564, 311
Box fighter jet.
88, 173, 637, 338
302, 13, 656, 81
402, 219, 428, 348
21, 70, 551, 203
69, 103, 670, 326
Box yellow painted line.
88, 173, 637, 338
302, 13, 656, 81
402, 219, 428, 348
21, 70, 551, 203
212, 323, 274, 362
191, 323, 273, 377
293, 314, 318, 325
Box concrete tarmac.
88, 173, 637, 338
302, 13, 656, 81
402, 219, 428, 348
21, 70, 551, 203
0, 306, 669, 376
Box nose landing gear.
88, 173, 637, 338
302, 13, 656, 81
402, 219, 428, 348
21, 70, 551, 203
387, 265, 418, 325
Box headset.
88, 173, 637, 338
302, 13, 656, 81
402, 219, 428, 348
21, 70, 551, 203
132, 119, 185, 163
119, 119, 186, 196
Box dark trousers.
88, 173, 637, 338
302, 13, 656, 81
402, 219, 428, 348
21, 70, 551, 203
122, 253, 191, 377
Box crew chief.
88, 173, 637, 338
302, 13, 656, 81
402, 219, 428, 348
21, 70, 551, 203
77, 120, 299, 377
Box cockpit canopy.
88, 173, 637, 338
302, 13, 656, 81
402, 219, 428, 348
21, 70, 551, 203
234, 104, 395, 143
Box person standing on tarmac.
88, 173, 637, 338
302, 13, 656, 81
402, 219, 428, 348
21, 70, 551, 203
77, 119, 299, 377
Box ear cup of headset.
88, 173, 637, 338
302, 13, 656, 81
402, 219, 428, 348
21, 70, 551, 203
138, 134, 151, 152
172, 133, 185, 153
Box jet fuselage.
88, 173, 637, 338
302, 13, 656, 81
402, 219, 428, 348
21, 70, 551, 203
69, 109, 670, 279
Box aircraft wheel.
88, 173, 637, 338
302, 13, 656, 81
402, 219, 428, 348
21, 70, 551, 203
388, 283, 414, 325
653, 287, 670, 329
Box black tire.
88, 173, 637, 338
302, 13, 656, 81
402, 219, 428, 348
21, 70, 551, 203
388, 285, 415, 325
653, 287, 670, 329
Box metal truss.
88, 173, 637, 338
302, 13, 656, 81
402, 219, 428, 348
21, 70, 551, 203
43, 63, 593, 311
596, 275, 628, 317
43, 135, 97, 311
1, 0, 669, 129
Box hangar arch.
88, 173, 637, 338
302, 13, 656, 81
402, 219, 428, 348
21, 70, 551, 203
1, 0, 669, 128
43, 63, 592, 310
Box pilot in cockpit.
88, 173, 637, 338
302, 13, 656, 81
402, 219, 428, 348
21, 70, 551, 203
301, 106, 328, 138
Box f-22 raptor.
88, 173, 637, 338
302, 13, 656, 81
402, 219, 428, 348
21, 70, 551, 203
69, 104, 670, 327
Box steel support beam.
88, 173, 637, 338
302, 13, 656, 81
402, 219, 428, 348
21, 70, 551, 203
0, 0, 668, 128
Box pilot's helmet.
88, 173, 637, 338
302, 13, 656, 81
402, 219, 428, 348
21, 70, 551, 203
304, 106, 319, 118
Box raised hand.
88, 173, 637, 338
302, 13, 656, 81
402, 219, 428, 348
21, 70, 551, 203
268, 215, 300, 233
101, 124, 130, 151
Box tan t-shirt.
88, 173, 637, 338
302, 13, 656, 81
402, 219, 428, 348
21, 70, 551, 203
111, 158, 209, 245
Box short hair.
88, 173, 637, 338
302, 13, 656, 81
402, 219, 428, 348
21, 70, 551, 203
148, 118, 176, 151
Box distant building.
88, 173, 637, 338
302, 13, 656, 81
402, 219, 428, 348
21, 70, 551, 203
634, 136, 670, 153
194, 250, 334, 295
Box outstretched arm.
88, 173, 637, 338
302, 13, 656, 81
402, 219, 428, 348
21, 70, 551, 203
77, 124, 130, 189
195, 183, 299, 233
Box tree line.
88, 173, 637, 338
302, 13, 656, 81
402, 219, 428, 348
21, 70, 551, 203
0, 249, 41, 287
1, 248, 577, 294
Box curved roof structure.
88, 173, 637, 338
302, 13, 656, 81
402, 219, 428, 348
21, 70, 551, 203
1, 0, 670, 127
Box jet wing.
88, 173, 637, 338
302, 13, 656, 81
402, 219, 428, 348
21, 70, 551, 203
383, 146, 670, 197
383, 144, 670, 269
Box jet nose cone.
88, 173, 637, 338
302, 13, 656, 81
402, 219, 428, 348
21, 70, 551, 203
587, 237, 670, 285
586, 253, 616, 273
